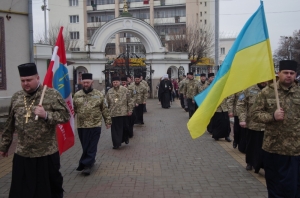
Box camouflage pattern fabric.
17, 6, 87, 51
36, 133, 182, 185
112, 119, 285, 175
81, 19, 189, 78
140, 79, 149, 91
106, 86, 134, 117
198, 80, 207, 93
184, 79, 201, 99
236, 85, 265, 131
73, 89, 111, 128
228, 91, 243, 116
178, 78, 187, 94
130, 83, 148, 104
215, 97, 232, 112
251, 81, 300, 156
0, 86, 70, 157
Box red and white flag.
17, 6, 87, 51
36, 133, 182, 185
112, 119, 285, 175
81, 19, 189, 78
43, 27, 75, 154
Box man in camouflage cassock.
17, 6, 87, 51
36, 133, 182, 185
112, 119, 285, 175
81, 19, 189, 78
73, 73, 111, 175
0, 63, 70, 198
178, 75, 187, 109
106, 76, 134, 149
228, 91, 247, 152
210, 96, 233, 142
199, 73, 207, 92
126, 76, 137, 138
251, 60, 300, 197
132, 74, 148, 124
236, 82, 267, 173
203, 73, 215, 133
140, 75, 149, 112
184, 72, 201, 118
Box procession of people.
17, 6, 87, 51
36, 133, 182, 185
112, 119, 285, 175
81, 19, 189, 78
1, 60, 300, 197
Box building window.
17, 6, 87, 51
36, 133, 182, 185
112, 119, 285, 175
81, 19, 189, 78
70, 15, 79, 23
69, 0, 78, 6
220, 47, 225, 55
204, 19, 207, 24
0, 17, 6, 90
87, 27, 98, 39
200, 12, 202, 16
204, 1, 207, 6
70, 48, 80, 51
70, 31, 80, 39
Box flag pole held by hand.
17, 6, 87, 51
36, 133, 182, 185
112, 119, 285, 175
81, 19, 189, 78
35, 85, 47, 120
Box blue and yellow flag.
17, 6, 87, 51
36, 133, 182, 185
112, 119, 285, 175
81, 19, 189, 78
188, 1, 275, 139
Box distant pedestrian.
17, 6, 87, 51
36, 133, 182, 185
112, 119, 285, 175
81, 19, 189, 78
158, 74, 173, 109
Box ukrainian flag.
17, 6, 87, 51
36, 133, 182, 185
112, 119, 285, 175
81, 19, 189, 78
188, 1, 275, 139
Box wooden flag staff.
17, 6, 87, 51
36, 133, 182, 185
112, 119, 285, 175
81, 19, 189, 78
35, 85, 47, 120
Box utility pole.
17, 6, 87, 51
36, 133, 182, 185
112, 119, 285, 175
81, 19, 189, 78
28, 0, 34, 62
41, 0, 48, 42
126, 44, 130, 75
215, 0, 219, 67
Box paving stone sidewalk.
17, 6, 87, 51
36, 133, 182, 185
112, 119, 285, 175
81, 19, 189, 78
0, 99, 267, 198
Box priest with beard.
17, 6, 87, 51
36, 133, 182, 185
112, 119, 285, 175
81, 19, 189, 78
158, 74, 173, 109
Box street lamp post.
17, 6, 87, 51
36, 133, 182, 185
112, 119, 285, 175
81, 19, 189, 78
41, 0, 50, 43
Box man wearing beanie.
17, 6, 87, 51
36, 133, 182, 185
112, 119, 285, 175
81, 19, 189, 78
73, 73, 112, 175
106, 76, 134, 149
199, 73, 207, 92
0, 63, 70, 197
252, 60, 300, 197
132, 74, 148, 124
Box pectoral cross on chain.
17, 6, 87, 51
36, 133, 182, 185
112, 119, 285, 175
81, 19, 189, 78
24, 111, 31, 124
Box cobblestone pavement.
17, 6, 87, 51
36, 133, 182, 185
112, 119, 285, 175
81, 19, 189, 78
0, 99, 267, 198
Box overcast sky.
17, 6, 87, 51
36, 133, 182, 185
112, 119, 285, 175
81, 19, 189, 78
32, 0, 300, 51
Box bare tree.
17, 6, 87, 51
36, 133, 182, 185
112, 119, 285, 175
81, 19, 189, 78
273, 30, 300, 67
34, 23, 80, 51
166, 22, 214, 63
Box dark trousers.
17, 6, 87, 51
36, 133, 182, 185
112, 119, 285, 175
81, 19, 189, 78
128, 109, 136, 138
264, 151, 300, 198
78, 127, 101, 167
9, 152, 63, 198
135, 104, 144, 124
111, 116, 128, 147
180, 94, 184, 108
187, 99, 197, 118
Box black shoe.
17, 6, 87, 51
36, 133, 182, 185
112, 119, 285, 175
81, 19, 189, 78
141, 122, 144, 125
214, 138, 219, 141
246, 164, 252, 171
125, 140, 129, 144
76, 164, 84, 171
113, 146, 119, 149
225, 137, 232, 142
233, 141, 237, 148
82, 167, 91, 175
185, 108, 189, 112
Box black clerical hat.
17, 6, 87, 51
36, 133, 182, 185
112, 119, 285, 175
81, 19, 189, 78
279, 60, 298, 72
121, 77, 127, 81
18, 63, 38, 77
208, 73, 214, 78
82, 73, 93, 80
112, 76, 120, 81
187, 72, 194, 75
134, 74, 141, 78
200, 73, 206, 77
